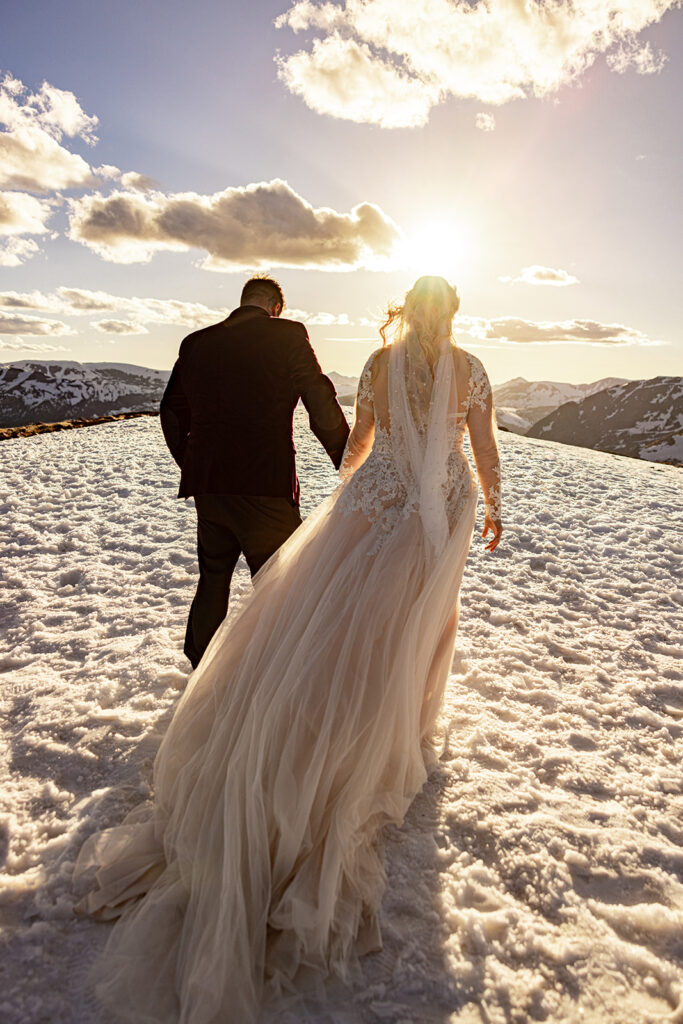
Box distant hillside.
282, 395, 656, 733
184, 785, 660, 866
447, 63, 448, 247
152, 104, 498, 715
328, 371, 358, 398
493, 376, 628, 434
0, 361, 170, 427
527, 376, 683, 466
328, 372, 358, 406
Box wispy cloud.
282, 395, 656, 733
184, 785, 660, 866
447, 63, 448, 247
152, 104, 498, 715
285, 307, 353, 325
93, 319, 150, 335
0, 310, 75, 337
499, 265, 579, 287
0, 287, 228, 333
276, 0, 677, 127
0, 339, 69, 353
455, 314, 656, 346
0, 289, 374, 334
68, 178, 402, 270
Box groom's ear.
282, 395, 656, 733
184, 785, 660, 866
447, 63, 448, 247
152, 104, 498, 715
272, 301, 283, 318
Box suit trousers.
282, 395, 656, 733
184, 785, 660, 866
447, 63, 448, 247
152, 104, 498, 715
184, 493, 302, 669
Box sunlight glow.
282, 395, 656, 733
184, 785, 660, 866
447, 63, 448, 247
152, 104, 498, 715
398, 220, 475, 281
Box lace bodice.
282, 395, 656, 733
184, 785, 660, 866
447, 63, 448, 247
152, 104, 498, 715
338, 347, 502, 538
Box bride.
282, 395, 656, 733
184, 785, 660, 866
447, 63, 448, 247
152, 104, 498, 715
74, 275, 502, 1023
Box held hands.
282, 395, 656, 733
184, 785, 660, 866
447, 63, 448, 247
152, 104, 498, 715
482, 516, 503, 552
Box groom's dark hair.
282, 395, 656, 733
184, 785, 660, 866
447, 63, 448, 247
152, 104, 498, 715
240, 275, 285, 312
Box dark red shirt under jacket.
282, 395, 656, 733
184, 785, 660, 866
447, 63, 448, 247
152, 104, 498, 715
159, 306, 350, 505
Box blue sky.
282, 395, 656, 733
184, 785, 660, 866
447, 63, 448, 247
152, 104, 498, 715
1, 0, 681, 381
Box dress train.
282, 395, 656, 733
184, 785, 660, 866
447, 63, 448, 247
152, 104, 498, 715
74, 478, 477, 1023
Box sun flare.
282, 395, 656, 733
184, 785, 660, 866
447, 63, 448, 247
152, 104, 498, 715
398, 220, 474, 281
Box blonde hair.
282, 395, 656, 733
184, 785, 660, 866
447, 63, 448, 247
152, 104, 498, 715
379, 276, 460, 367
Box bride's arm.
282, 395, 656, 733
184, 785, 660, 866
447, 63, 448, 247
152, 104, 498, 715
339, 354, 377, 479
466, 360, 503, 551
339, 404, 374, 480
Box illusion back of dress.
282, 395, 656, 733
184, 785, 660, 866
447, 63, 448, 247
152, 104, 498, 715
338, 334, 501, 555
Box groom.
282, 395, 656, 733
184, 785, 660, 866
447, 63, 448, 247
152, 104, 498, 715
160, 275, 350, 669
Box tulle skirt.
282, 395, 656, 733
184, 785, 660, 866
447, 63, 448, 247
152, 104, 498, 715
73, 476, 478, 1023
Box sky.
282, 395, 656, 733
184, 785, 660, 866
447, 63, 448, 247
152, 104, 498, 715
1, 0, 682, 382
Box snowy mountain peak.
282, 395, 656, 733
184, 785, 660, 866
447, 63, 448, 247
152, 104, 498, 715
527, 375, 683, 465
493, 375, 630, 435
0, 359, 170, 428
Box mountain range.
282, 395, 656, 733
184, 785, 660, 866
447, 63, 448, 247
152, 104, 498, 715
527, 376, 683, 465
0, 359, 680, 466
0, 361, 169, 428
492, 376, 629, 433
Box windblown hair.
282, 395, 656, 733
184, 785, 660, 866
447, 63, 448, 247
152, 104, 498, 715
240, 274, 285, 312
379, 276, 460, 367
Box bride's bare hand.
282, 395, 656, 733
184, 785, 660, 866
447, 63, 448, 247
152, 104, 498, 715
482, 516, 502, 552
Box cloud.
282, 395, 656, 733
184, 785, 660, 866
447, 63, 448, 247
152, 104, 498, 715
475, 113, 495, 132
0, 72, 98, 192
0, 288, 372, 339
276, 0, 678, 127
0, 190, 55, 265
94, 165, 161, 192
94, 164, 121, 180
0, 287, 228, 330
454, 314, 655, 346
607, 38, 668, 74
0, 339, 69, 353
0, 238, 40, 267
0, 190, 53, 235
68, 178, 402, 270
0, 288, 365, 332
285, 307, 352, 325
93, 319, 149, 335
0, 310, 75, 337
120, 171, 160, 193
277, 35, 439, 128
499, 265, 579, 287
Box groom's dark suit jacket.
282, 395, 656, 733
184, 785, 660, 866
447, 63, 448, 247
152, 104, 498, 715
159, 306, 350, 504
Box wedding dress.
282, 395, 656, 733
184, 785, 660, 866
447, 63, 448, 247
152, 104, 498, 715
73, 333, 502, 1024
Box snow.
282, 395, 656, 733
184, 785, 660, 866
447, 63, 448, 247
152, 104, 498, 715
640, 433, 683, 465
0, 361, 169, 417
328, 372, 359, 398
1, 417, 682, 1023
492, 377, 629, 415
495, 407, 532, 433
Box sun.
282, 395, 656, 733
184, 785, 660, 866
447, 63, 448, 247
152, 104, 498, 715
398, 220, 474, 281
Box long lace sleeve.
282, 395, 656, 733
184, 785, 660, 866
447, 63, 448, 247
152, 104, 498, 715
466, 356, 502, 521
339, 352, 377, 480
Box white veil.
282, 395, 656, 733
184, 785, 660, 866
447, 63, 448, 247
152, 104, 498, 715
387, 327, 457, 563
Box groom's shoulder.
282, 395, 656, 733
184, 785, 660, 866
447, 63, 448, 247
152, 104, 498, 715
177, 319, 227, 357
177, 314, 310, 360
268, 316, 311, 349
275, 314, 308, 334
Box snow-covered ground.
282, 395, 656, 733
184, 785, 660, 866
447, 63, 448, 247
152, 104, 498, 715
1, 415, 682, 1024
